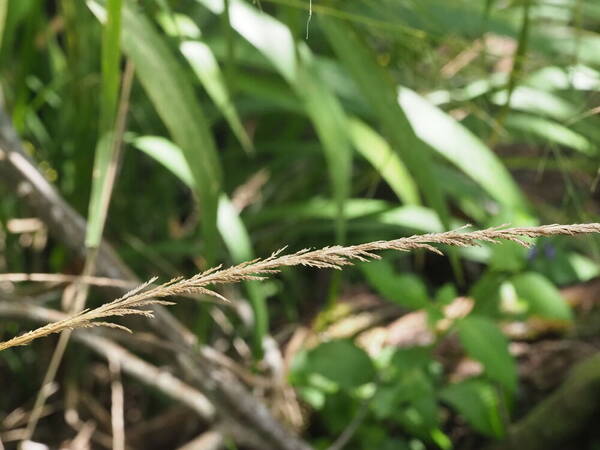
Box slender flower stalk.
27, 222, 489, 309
1, 223, 599, 352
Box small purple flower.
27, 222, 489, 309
527, 246, 538, 261
544, 244, 557, 259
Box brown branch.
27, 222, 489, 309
0, 273, 135, 288
0, 302, 215, 420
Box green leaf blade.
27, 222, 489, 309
86, 0, 123, 248
440, 379, 505, 438
511, 272, 572, 320
181, 40, 253, 154
104, 2, 224, 262
457, 316, 517, 393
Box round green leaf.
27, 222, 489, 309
305, 340, 375, 390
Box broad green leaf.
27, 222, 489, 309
301, 340, 375, 390
86, 0, 122, 248
427, 73, 507, 106
487, 212, 534, 272
489, 242, 527, 273
360, 260, 428, 309
546, 29, 600, 67
526, 245, 582, 290
372, 371, 435, 421
156, 10, 201, 39
457, 316, 517, 393
435, 166, 490, 224
390, 347, 433, 372
374, 348, 439, 436
99, 0, 121, 131
440, 379, 505, 438
91, 1, 223, 262
348, 117, 419, 205
397, 87, 528, 212
248, 199, 445, 235
235, 71, 301, 112
435, 284, 458, 305
180, 40, 253, 154
510, 272, 572, 320
298, 386, 326, 410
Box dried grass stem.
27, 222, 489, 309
1, 223, 599, 351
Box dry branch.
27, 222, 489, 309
0, 302, 215, 420
0, 273, 135, 288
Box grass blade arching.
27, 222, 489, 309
90, 0, 224, 263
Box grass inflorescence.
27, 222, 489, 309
1, 222, 599, 352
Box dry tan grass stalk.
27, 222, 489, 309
1, 222, 599, 352
0, 273, 136, 288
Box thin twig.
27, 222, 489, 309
22, 60, 136, 442
0, 301, 215, 420
327, 393, 372, 450
0, 273, 135, 288
109, 357, 126, 450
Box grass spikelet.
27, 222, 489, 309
1, 223, 599, 351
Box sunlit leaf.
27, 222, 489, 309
198, 0, 352, 243
348, 117, 419, 205
320, 17, 453, 225
505, 113, 597, 157
133, 136, 194, 186
197, 0, 296, 83
510, 272, 572, 320
181, 40, 253, 154
398, 87, 528, 212
217, 196, 268, 353
492, 86, 579, 121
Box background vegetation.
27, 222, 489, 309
1, 0, 600, 448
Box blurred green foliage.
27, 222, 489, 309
1, 0, 600, 447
